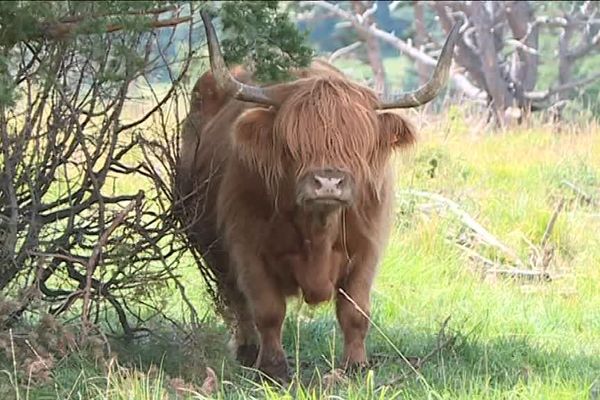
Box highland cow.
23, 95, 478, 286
174, 11, 460, 382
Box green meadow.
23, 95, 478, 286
2, 109, 599, 399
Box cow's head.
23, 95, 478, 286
200, 12, 460, 213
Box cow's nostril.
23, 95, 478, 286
313, 176, 322, 188
336, 177, 344, 188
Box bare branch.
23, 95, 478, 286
505, 38, 539, 55
0, 0, 201, 336
328, 41, 362, 63
351, 1, 387, 95
36, 16, 193, 42
561, 180, 597, 206
568, 31, 600, 59
540, 199, 565, 251
525, 71, 600, 101
81, 192, 143, 329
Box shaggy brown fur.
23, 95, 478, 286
175, 59, 416, 382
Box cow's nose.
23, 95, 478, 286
297, 168, 354, 207
314, 174, 344, 197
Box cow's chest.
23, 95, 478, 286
263, 216, 351, 303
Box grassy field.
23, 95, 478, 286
2, 113, 599, 399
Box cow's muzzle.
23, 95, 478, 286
296, 168, 354, 208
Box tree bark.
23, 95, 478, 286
558, 15, 576, 97
352, 1, 388, 95
505, 0, 539, 114
413, 1, 430, 86
470, 1, 512, 124
506, 1, 538, 92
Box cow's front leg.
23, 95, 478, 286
234, 249, 289, 382
336, 254, 377, 370
254, 292, 288, 382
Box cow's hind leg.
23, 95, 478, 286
208, 250, 259, 367
225, 279, 260, 367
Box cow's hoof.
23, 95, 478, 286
345, 360, 370, 376
236, 344, 259, 367
258, 357, 291, 385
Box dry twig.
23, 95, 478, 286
379, 316, 457, 387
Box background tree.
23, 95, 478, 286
298, 0, 600, 126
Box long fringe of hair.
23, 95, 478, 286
274, 78, 387, 198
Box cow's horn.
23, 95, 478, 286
200, 10, 280, 106
377, 20, 462, 109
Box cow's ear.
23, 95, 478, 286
233, 107, 277, 149
233, 107, 282, 176
377, 112, 417, 149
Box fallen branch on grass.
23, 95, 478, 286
485, 268, 551, 281
401, 190, 524, 267
454, 242, 503, 268
541, 198, 565, 249
455, 241, 554, 281
412, 316, 456, 370
561, 180, 597, 206
401, 190, 563, 281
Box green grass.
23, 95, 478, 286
2, 118, 600, 399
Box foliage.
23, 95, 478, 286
0, 1, 314, 105
218, 1, 314, 82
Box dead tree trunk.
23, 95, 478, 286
470, 1, 512, 125
505, 0, 539, 117
413, 1, 430, 87
351, 1, 387, 95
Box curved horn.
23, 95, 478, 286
200, 10, 279, 106
378, 20, 462, 109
